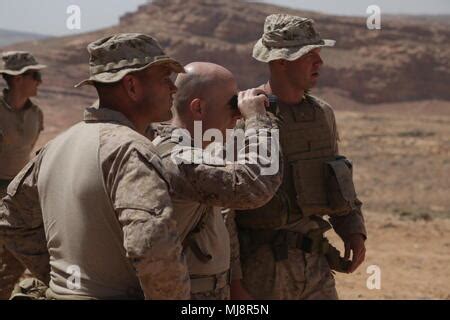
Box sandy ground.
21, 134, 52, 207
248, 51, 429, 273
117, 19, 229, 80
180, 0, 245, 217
328, 212, 450, 299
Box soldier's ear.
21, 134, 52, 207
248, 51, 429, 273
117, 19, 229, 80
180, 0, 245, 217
189, 98, 203, 119
121, 74, 142, 102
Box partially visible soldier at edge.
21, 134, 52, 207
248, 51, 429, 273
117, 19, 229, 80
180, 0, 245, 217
236, 14, 367, 299
0, 51, 46, 300
0, 33, 191, 300
152, 62, 282, 299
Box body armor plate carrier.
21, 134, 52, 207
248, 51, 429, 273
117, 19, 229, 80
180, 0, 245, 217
237, 95, 358, 229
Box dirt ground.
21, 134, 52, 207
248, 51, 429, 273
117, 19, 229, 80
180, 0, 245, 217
328, 212, 450, 299
327, 105, 450, 300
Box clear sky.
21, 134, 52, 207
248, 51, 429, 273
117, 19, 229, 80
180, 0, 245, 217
1, 0, 449, 36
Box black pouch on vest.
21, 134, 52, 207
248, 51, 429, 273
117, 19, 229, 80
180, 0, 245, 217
326, 156, 357, 216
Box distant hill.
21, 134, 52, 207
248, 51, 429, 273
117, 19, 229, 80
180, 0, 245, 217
0, 29, 49, 47
2, 0, 449, 106
1, 0, 449, 144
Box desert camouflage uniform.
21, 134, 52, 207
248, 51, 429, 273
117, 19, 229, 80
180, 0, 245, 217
223, 208, 243, 283
153, 115, 282, 300
0, 82, 44, 300
0, 106, 190, 300
240, 95, 367, 300
239, 14, 367, 300
242, 99, 365, 299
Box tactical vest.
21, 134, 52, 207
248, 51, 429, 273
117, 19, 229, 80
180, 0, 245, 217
237, 95, 357, 229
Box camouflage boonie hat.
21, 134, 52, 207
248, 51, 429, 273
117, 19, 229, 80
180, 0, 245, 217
75, 33, 185, 88
0, 51, 46, 76
253, 14, 335, 63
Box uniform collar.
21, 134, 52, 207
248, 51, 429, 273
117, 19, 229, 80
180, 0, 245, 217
83, 102, 136, 130
155, 122, 178, 138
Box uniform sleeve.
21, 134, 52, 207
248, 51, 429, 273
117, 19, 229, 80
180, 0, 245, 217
324, 104, 367, 240
223, 209, 242, 281
321, 102, 340, 154
108, 149, 190, 299
175, 114, 283, 210
0, 154, 50, 284
329, 199, 367, 240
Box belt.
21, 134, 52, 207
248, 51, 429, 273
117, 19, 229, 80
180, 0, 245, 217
190, 270, 231, 294
242, 229, 323, 253
242, 228, 351, 273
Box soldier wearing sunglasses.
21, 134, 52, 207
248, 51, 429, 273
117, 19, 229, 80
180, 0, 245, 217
0, 51, 46, 300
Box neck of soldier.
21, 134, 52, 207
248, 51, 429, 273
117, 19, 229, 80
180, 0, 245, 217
171, 115, 210, 149
127, 113, 149, 135
4, 87, 29, 110
98, 93, 149, 135
268, 76, 305, 105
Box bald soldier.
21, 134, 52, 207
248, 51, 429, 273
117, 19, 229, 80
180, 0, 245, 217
0, 34, 190, 300
0, 51, 46, 300
236, 14, 367, 299
152, 62, 282, 299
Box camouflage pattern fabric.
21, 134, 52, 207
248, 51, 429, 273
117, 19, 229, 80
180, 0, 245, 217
0, 105, 190, 299
153, 113, 282, 299
0, 185, 25, 300
191, 285, 230, 300
0, 51, 46, 76
241, 244, 338, 300
0, 90, 44, 180
75, 33, 185, 88
253, 14, 335, 63
238, 89, 366, 299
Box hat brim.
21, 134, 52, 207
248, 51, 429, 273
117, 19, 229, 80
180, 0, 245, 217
253, 39, 336, 63
74, 58, 185, 88
0, 64, 47, 76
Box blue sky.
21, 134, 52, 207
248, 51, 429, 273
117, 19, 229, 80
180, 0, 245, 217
0, 0, 449, 36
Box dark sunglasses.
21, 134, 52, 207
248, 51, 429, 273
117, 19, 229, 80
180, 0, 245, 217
228, 94, 238, 110
23, 70, 42, 82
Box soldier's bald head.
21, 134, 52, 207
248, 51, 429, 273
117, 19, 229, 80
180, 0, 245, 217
172, 62, 236, 117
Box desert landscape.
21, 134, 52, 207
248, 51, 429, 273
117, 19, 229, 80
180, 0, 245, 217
1, 0, 449, 299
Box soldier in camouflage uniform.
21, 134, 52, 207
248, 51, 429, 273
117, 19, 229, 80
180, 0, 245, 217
236, 14, 367, 299
152, 62, 282, 300
0, 34, 190, 299
0, 51, 46, 300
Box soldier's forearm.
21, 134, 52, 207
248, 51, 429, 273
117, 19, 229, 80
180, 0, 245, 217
329, 202, 367, 240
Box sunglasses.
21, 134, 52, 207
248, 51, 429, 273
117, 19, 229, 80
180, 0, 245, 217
23, 71, 42, 82
228, 94, 238, 110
